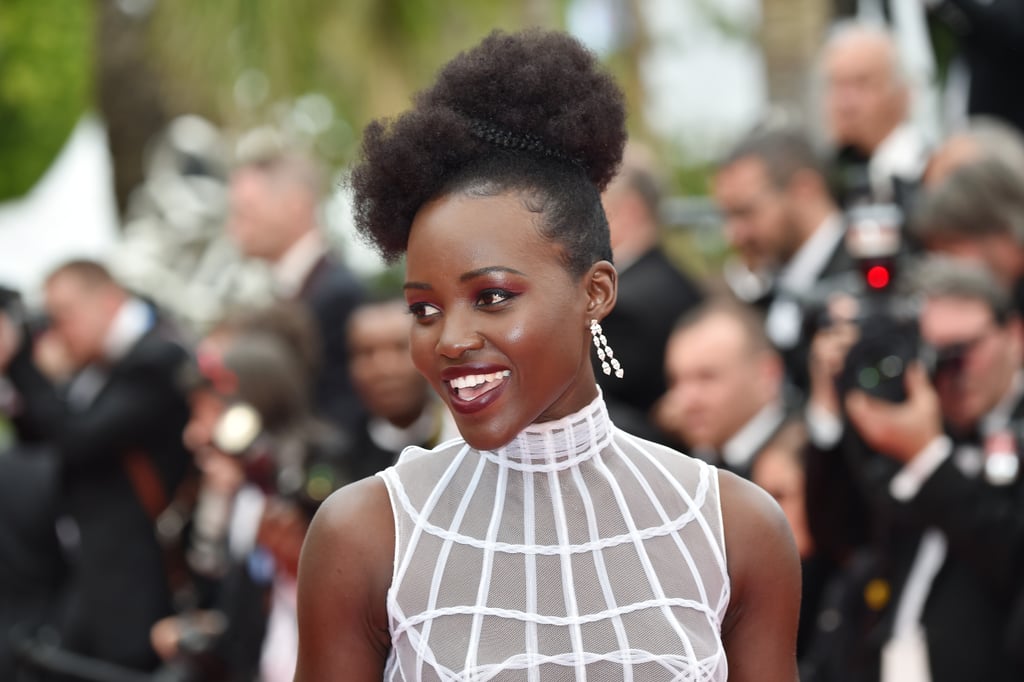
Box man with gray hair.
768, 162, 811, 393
227, 146, 365, 439
912, 156, 1024, 315
823, 22, 930, 205
924, 117, 1024, 188
832, 1, 1024, 135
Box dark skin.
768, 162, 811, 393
719, 470, 802, 680
294, 191, 801, 681
294, 476, 392, 680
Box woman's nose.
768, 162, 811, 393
436, 310, 484, 359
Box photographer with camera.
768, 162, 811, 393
806, 258, 1024, 682
153, 327, 349, 682
0, 261, 192, 674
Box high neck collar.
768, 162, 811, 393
482, 389, 613, 472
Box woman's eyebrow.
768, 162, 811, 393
404, 266, 527, 291
459, 266, 527, 282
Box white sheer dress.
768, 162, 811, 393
378, 391, 730, 681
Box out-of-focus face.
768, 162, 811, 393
227, 166, 299, 261
601, 181, 633, 252
921, 296, 1022, 432
824, 32, 907, 155
348, 302, 430, 425
713, 157, 801, 271
923, 135, 980, 188
183, 388, 228, 456
182, 387, 248, 494
752, 446, 813, 559
660, 313, 779, 451
404, 191, 607, 451
921, 234, 1020, 289
44, 274, 121, 369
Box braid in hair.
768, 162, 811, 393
466, 118, 584, 169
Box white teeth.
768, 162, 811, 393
450, 370, 511, 390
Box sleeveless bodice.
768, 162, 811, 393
378, 393, 730, 681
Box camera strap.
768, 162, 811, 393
122, 449, 198, 610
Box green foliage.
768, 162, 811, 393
0, 0, 93, 201
149, 0, 568, 164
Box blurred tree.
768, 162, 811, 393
760, 0, 829, 110
96, 0, 170, 216
147, 0, 570, 165
0, 0, 93, 201
3, 0, 662, 220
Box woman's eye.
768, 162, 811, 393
477, 289, 516, 306
408, 302, 441, 319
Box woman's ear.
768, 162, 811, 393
584, 260, 618, 321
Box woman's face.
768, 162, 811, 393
404, 191, 612, 451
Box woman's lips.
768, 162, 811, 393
444, 369, 511, 415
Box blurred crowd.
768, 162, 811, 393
2, 6, 1024, 682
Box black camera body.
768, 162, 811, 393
813, 142, 935, 403
835, 302, 922, 403
0, 284, 52, 340
801, 202, 929, 403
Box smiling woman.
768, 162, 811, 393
403, 192, 607, 450
294, 28, 801, 682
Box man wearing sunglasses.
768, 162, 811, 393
809, 257, 1024, 682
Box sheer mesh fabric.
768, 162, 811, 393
379, 392, 730, 681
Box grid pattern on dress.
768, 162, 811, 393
379, 393, 730, 681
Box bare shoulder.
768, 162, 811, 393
294, 475, 395, 681
717, 469, 801, 682
301, 474, 395, 602
308, 474, 394, 543
717, 468, 795, 561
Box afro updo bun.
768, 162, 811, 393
351, 29, 627, 273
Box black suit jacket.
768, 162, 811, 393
0, 445, 66, 679
7, 327, 191, 670
711, 407, 791, 482
297, 252, 366, 438
898, 447, 1024, 678
930, 0, 1024, 133
769, 232, 857, 404
595, 247, 702, 441
805, 398, 1024, 681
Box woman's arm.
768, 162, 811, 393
294, 476, 394, 681
719, 470, 801, 682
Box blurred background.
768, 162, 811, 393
6, 2, 1024, 681
0, 0, 818, 302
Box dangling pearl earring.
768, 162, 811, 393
590, 319, 623, 378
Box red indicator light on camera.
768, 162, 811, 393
866, 265, 891, 289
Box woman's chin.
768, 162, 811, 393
455, 424, 517, 453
